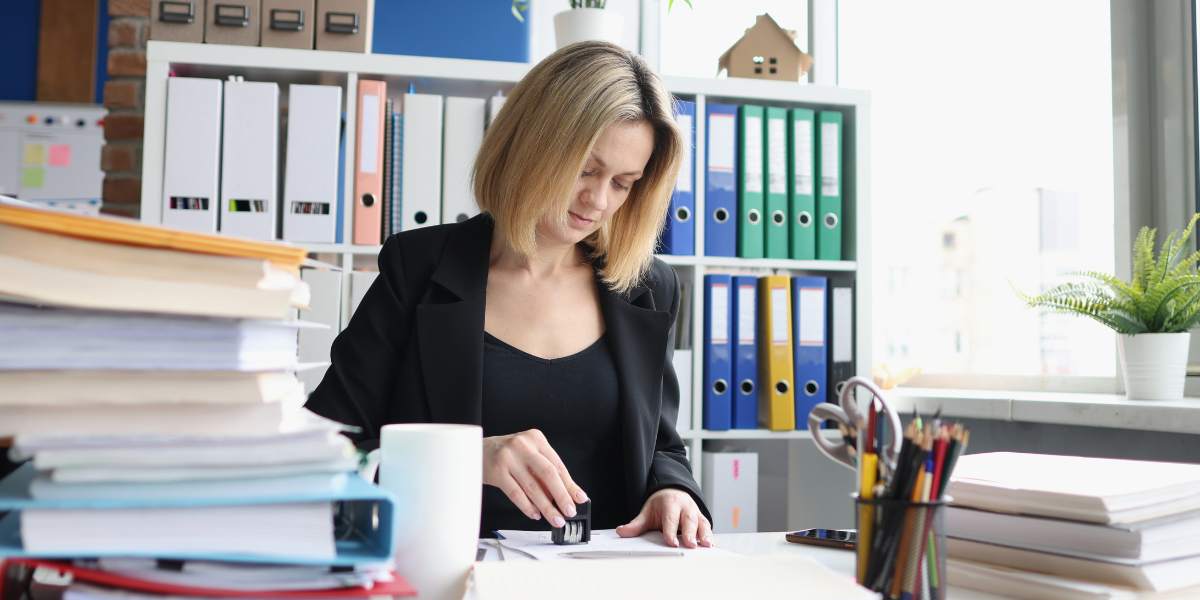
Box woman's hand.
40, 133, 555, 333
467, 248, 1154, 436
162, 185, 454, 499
616, 488, 714, 549
483, 429, 588, 528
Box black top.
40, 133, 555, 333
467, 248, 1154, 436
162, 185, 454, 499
303, 214, 710, 525
480, 332, 627, 536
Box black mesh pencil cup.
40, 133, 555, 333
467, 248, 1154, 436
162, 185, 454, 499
854, 495, 948, 600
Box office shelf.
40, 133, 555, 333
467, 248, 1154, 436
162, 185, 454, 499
138, 41, 873, 492
292, 242, 858, 271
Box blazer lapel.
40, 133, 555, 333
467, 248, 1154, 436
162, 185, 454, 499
415, 215, 492, 425
599, 281, 674, 515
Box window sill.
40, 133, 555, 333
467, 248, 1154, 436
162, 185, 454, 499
886, 388, 1200, 436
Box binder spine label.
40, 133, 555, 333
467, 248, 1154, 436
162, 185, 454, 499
744, 117, 763, 193
833, 287, 853, 362
820, 121, 839, 196
708, 114, 736, 185
677, 114, 693, 193
771, 286, 789, 346
737, 285, 755, 345
359, 94, 380, 175
711, 284, 729, 345
798, 287, 825, 345
794, 121, 813, 195
768, 119, 787, 195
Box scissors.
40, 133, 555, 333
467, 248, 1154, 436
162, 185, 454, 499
807, 376, 902, 477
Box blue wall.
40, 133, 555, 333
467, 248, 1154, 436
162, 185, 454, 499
96, 0, 109, 105
0, 0, 41, 102
0, 0, 109, 104
373, 0, 529, 63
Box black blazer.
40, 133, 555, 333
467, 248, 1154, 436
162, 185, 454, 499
305, 214, 711, 522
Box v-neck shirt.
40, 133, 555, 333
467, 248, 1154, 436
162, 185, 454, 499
479, 331, 627, 536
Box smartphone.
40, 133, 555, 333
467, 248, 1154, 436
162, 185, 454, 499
785, 528, 857, 549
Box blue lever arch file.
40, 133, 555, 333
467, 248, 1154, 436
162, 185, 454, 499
661, 100, 696, 255
702, 274, 733, 430
0, 464, 396, 566
791, 276, 827, 427
730, 275, 758, 429
705, 104, 739, 258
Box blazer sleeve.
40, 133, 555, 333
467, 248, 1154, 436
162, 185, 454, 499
643, 262, 713, 523
304, 235, 416, 451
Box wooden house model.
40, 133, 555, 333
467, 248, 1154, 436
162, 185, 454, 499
717, 14, 814, 82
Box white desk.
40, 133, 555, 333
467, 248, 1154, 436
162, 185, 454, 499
472, 532, 1009, 600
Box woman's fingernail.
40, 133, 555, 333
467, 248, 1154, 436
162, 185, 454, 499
576, 491, 589, 503
532, 512, 541, 521
566, 505, 577, 518
552, 516, 566, 528
704, 537, 714, 547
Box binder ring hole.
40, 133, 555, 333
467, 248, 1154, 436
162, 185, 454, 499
798, 211, 812, 226
714, 208, 729, 223
415, 211, 428, 224
712, 379, 728, 395
804, 380, 819, 396
456, 213, 469, 223
747, 209, 761, 224
772, 210, 786, 225
775, 380, 790, 395
360, 193, 375, 208
740, 379, 755, 395
835, 381, 846, 396
824, 213, 839, 228
676, 206, 691, 222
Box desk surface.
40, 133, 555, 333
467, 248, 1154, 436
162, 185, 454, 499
474, 531, 1009, 600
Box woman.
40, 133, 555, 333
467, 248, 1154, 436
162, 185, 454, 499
305, 41, 713, 549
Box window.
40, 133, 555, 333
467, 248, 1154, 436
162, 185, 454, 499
841, 1, 1116, 379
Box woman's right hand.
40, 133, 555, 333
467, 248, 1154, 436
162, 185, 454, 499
483, 429, 588, 528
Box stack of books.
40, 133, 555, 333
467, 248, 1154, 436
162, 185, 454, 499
0, 199, 411, 598
945, 452, 1200, 599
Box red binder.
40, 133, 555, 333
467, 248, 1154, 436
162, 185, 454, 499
353, 80, 386, 245
0, 558, 417, 598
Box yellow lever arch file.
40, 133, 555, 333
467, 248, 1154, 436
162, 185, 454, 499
758, 275, 796, 430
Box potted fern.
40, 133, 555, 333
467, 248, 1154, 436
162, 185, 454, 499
554, 1, 624, 49
1015, 214, 1200, 400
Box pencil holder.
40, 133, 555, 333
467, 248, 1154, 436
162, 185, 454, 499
854, 495, 948, 600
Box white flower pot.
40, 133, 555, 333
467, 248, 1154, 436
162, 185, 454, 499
554, 8, 624, 49
1118, 332, 1191, 400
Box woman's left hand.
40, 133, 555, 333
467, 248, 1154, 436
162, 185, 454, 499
616, 488, 714, 549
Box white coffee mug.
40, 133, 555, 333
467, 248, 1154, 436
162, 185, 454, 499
360, 424, 482, 600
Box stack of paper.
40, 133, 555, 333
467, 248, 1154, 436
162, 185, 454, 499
945, 452, 1200, 598
0, 199, 408, 596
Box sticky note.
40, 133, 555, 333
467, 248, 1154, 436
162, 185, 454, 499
23, 144, 45, 165
22, 167, 45, 189
48, 144, 71, 167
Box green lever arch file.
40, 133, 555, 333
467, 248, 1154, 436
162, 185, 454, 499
764, 107, 789, 259
788, 108, 816, 260
738, 104, 765, 259
816, 110, 843, 261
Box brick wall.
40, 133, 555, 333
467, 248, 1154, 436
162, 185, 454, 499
101, 0, 150, 219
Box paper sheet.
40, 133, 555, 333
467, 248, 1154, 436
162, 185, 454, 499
494, 529, 740, 561
473, 554, 876, 600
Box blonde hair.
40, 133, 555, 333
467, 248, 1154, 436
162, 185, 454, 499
473, 41, 683, 295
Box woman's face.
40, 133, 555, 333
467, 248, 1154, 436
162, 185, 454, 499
537, 119, 655, 247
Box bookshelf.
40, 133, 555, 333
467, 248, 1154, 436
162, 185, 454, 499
139, 40, 872, 489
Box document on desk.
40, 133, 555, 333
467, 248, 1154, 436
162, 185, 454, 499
473, 553, 876, 600
494, 529, 740, 560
